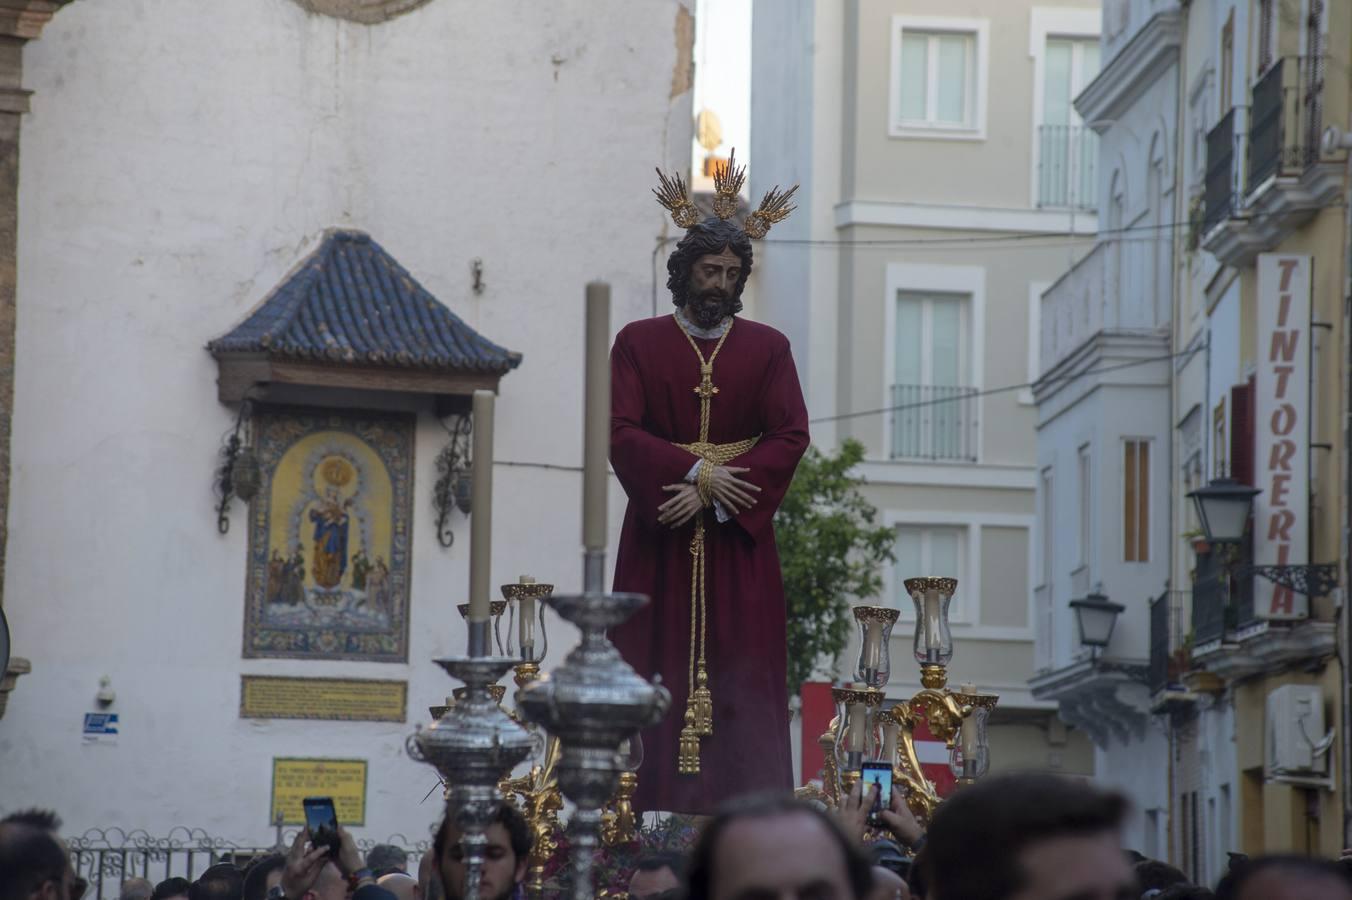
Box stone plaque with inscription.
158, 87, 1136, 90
241, 675, 407, 722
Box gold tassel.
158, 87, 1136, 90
692, 667, 713, 736
678, 706, 701, 774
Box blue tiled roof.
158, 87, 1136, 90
208, 229, 521, 375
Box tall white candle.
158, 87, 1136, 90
960, 684, 980, 766
862, 620, 883, 670
882, 718, 900, 763
518, 575, 537, 658
582, 283, 611, 551
923, 591, 943, 650
846, 695, 868, 753
468, 390, 495, 622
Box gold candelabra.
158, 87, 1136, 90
803, 577, 998, 823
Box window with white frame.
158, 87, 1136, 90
892, 291, 975, 461
1037, 37, 1101, 209
894, 526, 967, 614
891, 17, 987, 138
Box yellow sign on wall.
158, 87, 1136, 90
271, 758, 368, 826
241, 676, 407, 722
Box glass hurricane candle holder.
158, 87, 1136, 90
853, 606, 899, 688
905, 577, 956, 668
502, 577, 554, 664
831, 684, 884, 778
949, 685, 996, 782
458, 600, 508, 655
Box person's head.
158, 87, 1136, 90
869, 840, 912, 883
151, 879, 192, 900
666, 218, 754, 330
377, 873, 419, 900
920, 773, 1131, 900
0, 809, 76, 900
1214, 855, 1352, 900
367, 844, 409, 878
120, 879, 154, 900
628, 851, 684, 900
188, 865, 243, 900
433, 803, 531, 900
241, 855, 285, 900
1135, 859, 1189, 893
685, 793, 874, 900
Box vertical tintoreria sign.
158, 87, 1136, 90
1255, 254, 1311, 620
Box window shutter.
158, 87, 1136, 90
1230, 377, 1255, 485
1258, 0, 1275, 73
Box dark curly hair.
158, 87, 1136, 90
665, 218, 754, 313
433, 802, 532, 866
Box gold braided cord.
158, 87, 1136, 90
670, 314, 760, 774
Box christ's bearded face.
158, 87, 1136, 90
684, 247, 743, 330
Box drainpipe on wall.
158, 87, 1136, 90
1340, 124, 1352, 848
1169, 1, 1190, 864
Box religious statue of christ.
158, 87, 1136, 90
609, 153, 809, 815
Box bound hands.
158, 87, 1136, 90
656, 465, 762, 529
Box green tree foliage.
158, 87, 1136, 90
774, 438, 896, 693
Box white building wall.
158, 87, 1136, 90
0, 0, 692, 843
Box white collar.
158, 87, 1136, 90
676, 307, 731, 340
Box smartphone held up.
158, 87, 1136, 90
860, 761, 893, 826
302, 796, 340, 856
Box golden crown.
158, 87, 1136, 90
653, 148, 799, 240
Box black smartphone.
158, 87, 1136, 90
302, 797, 340, 856
860, 761, 893, 827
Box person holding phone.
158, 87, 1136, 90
277, 824, 395, 900
836, 779, 926, 850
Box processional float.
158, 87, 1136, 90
407, 284, 670, 900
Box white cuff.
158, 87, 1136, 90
685, 460, 702, 483
713, 499, 730, 523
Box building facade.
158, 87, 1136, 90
1030, 0, 1351, 875
0, 0, 694, 844
751, 0, 1100, 778
1164, 0, 1349, 874
1028, 0, 1180, 856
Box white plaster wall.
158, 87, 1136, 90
1094, 723, 1170, 851
0, 0, 692, 844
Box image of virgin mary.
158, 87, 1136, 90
309, 487, 352, 589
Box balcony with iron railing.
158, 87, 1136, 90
1037, 125, 1098, 211
889, 383, 978, 462
1201, 57, 1344, 266
1148, 589, 1187, 697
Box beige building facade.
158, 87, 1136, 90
752, 0, 1100, 778
1161, 0, 1351, 873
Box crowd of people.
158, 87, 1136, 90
5, 773, 1352, 900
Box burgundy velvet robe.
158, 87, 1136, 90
609, 314, 809, 815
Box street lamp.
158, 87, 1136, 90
1187, 478, 1261, 544
1069, 590, 1124, 658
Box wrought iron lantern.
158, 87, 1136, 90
1187, 477, 1261, 544
1070, 590, 1124, 654
433, 414, 474, 547
231, 447, 262, 502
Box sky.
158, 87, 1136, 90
691, 0, 753, 182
